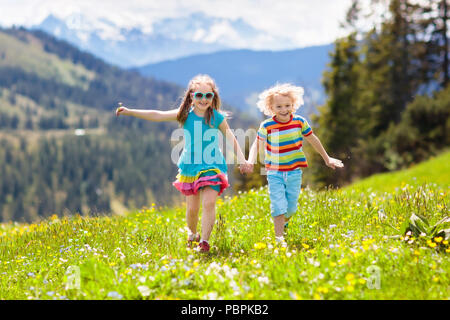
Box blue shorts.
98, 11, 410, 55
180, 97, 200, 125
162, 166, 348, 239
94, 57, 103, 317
266, 169, 303, 217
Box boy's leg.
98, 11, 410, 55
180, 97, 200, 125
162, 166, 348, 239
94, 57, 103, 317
273, 215, 286, 238
186, 193, 201, 240
267, 171, 288, 238
200, 186, 219, 242
285, 169, 303, 226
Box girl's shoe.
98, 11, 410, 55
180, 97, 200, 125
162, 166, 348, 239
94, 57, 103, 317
187, 234, 201, 248
198, 240, 210, 253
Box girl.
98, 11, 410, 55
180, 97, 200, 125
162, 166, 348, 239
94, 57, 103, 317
244, 83, 343, 244
116, 74, 250, 252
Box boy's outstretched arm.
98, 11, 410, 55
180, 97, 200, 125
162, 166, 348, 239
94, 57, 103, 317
304, 133, 344, 169
246, 138, 264, 173
248, 138, 259, 166
116, 102, 178, 122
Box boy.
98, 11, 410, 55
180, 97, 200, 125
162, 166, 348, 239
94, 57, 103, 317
244, 83, 343, 244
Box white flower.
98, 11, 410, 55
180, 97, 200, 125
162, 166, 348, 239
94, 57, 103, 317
206, 292, 218, 300
107, 291, 123, 299
257, 276, 270, 285
137, 285, 151, 297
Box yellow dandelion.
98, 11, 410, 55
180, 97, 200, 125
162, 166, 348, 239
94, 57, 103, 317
254, 242, 266, 250
317, 287, 329, 294
345, 273, 355, 282
345, 285, 354, 293
323, 249, 330, 255
302, 243, 310, 249
433, 237, 443, 243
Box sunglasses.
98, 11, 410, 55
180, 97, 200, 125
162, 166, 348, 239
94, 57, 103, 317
192, 92, 215, 100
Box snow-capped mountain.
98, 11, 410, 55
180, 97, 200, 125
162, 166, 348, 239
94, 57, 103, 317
32, 12, 331, 115
33, 12, 291, 67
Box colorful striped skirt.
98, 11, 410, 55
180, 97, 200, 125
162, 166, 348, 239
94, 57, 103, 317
173, 168, 229, 196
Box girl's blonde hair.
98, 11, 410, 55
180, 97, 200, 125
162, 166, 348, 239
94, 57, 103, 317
256, 83, 304, 116
177, 74, 222, 127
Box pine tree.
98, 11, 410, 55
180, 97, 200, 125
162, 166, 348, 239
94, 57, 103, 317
312, 32, 362, 187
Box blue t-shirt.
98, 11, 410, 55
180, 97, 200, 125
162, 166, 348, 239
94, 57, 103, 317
177, 108, 227, 175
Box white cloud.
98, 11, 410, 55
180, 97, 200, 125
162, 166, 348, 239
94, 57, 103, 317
205, 21, 240, 45
0, 0, 354, 48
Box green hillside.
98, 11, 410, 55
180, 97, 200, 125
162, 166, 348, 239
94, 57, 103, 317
0, 31, 95, 89
0, 26, 447, 300
0, 27, 185, 222
0, 152, 448, 300
344, 150, 450, 193
0, 27, 258, 223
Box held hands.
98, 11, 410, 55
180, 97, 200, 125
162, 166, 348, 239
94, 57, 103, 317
325, 157, 344, 169
239, 161, 254, 175
115, 102, 129, 116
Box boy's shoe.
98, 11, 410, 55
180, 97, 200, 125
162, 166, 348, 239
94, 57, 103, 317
187, 234, 201, 248
198, 240, 210, 253
275, 236, 287, 248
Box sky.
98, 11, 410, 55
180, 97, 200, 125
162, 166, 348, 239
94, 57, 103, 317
0, 0, 356, 49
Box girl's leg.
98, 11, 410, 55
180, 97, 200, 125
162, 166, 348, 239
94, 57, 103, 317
186, 193, 201, 239
200, 186, 219, 241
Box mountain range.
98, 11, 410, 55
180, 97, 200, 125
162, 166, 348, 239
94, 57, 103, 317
137, 45, 333, 117
34, 12, 293, 68
33, 13, 333, 117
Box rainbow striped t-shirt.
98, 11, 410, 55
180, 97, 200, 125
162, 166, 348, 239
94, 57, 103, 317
257, 114, 313, 171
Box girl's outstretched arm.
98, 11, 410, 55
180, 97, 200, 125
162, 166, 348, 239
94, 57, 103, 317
116, 102, 178, 122
219, 120, 250, 169
304, 133, 344, 169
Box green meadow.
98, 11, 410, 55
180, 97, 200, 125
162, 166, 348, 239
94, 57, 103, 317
0, 151, 448, 300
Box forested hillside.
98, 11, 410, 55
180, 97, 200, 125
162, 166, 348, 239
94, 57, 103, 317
231, 0, 449, 193
309, 0, 449, 187
0, 27, 254, 222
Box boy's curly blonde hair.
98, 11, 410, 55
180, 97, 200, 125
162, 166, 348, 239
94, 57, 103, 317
256, 83, 305, 116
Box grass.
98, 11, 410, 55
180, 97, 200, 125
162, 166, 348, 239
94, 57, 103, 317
0, 152, 449, 300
